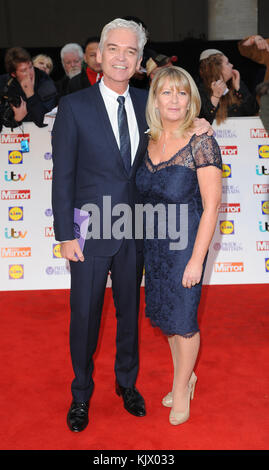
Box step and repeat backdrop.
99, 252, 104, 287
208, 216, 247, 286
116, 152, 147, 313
0, 116, 268, 291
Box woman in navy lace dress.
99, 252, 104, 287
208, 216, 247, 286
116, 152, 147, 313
136, 67, 222, 425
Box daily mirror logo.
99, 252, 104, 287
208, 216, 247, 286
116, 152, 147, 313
219, 203, 240, 213
214, 262, 244, 273
1, 247, 31, 258
220, 146, 238, 156
1, 190, 30, 200
1, 134, 30, 144
250, 129, 269, 138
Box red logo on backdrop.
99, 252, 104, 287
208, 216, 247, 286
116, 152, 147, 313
1, 189, 31, 200
256, 241, 269, 251
44, 170, 52, 180
250, 129, 269, 138
0, 133, 30, 144
253, 184, 269, 194
45, 227, 54, 237
219, 203, 241, 213
220, 146, 238, 156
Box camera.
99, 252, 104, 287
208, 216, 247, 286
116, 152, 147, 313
0, 77, 21, 130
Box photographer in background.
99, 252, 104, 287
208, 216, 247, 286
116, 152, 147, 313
0, 47, 57, 131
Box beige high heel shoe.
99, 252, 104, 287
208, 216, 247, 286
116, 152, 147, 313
169, 377, 197, 426
162, 372, 197, 408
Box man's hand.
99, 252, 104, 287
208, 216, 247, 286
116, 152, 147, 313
19, 74, 35, 98
11, 97, 28, 122
60, 239, 84, 262
243, 35, 269, 51
193, 117, 213, 136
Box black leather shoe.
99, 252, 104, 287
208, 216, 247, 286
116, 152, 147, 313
67, 400, 89, 432
116, 382, 146, 417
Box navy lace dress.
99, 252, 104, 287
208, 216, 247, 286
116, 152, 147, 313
136, 133, 222, 336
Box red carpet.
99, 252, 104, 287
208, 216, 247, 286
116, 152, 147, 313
0, 285, 268, 450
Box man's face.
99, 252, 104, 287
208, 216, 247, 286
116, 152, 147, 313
62, 51, 82, 78
84, 42, 102, 73
96, 28, 141, 91
12, 61, 35, 83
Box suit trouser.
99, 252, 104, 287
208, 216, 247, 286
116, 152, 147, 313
69, 238, 144, 402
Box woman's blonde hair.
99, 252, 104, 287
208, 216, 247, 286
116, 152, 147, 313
146, 66, 201, 141
32, 54, 53, 74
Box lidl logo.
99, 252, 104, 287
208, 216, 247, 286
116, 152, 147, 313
9, 264, 24, 279
222, 164, 232, 178
8, 206, 23, 221
53, 243, 62, 258
261, 201, 269, 215
220, 220, 234, 234
265, 259, 269, 272
258, 145, 269, 158
8, 150, 23, 164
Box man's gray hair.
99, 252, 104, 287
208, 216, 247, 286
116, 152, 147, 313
99, 18, 147, 59
60, 43, 84, 63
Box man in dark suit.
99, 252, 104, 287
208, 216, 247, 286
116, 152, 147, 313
52, 18, 148, 432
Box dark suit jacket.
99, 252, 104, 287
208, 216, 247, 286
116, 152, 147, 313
51, 83, 148, 257
67, 68, 91, 94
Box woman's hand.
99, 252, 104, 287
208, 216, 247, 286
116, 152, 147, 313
231, 69, 240, 91
211, 79, 226, 98
182, 258, 203, 289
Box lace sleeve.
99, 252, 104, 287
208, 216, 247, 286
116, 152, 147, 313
191, 134, 222, 170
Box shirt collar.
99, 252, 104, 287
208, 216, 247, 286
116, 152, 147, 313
99, 77, 129, 100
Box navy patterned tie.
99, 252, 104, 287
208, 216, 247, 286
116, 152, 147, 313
117, 95, 131, 173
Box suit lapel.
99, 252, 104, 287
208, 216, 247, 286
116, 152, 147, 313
129, 87, 148, 176
90, 84, 120, 154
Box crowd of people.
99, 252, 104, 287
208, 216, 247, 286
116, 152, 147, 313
1, 25, 269, 131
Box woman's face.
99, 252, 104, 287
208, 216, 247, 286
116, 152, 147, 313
155, 77, 190, 124
34, 57, 51, 75
221, 55, 233, 82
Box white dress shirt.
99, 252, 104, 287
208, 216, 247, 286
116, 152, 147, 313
99, 78, 139, 164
